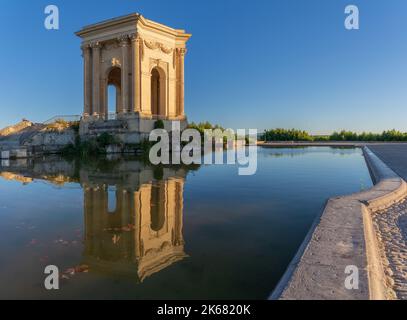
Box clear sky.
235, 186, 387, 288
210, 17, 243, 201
0, 0, 406, 134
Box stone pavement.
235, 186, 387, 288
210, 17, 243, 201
368, 144, 407, 181
368, 144, 407, 299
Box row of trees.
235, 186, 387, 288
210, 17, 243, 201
263, 129, 314, 141
188, 121, 225, 136
262, 129, 407, 142
187, 123, 407, 142
328, 130, 407, 142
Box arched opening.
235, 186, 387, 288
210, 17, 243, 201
107, 187, 117, 214
107, 67, 122, 116
151, 67, 166, 118
108, 85, 118, 114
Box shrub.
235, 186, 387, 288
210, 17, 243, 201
46, 119, 80, 133
153, 166, 164, 180
96, 132, 118, 147
154, 120, 165, 129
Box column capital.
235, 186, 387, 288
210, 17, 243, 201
90, 41, 101, 50
177, 47, 187, 56
118, 34, 130, 47
81, 42, 91, 51
129, 33, 142, 43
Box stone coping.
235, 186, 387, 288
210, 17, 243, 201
270, 146, 407, 300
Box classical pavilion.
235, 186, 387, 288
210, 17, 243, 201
76, 13, 191, 141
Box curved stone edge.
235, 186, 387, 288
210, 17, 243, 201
269, 146, 407, 300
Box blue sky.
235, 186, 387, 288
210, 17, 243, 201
0, 0, 406, 134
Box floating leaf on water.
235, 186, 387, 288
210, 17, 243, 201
75, 265, 89, 273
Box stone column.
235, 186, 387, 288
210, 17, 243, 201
175, 180, 185, 245
178, 48, 186, 117
133, 191, 142, 259
119, 35, 129, 114
131, 34, 142, 113
91, 42, 101, 116
81, 43, 92, 116
100, 77, 107, 119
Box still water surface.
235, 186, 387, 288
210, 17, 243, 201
0, 147, 372, 299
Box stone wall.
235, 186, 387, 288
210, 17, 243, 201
80, 114, 187, 144
26, 129, 76, 148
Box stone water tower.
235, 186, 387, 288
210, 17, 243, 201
76, 13, 191, 142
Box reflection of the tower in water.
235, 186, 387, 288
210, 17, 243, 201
0, 157, 194, 283
82, 170, 187, 282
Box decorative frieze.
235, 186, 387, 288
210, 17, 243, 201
144, 40, 173, 54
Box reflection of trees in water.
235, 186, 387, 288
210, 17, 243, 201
265, 146, 360, 158
0, 155, 200, 186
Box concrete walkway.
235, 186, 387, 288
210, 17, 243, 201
270, 145, 407, 300
368, 144, 407, 181
368, 144, 407, 299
